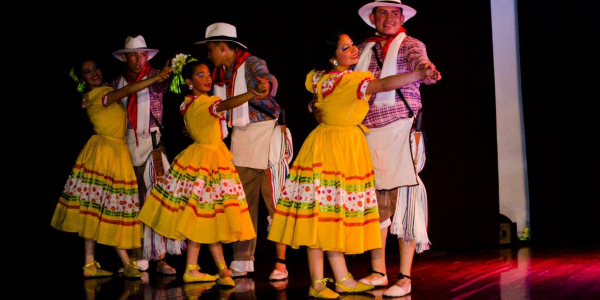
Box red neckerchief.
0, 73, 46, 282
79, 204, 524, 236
212, 48, 251, 95
364, 27, 407, 61
125, 64, 151, 145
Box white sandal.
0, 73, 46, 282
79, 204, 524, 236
383, 273, 411, 297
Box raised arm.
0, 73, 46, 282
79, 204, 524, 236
248, 57, 278, 97
405, 39, 441, 85
216, 78, 268, 112
105, 65, 172, 105
365, 66, 440, 95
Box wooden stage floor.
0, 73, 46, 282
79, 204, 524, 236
47, 238, 599, 300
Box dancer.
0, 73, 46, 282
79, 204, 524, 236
195, 22, 289, 280
354, 1, 441, 297
138, 56, 267, 287
51, 57, 172, 279
110, 35, 182, 274
268, 31, 439, 299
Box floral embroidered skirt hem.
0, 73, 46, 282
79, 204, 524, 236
50, 135, 142, 249
138, 142, 256, 244
267, 124, 382, 254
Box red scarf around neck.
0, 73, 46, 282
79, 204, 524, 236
212, 48, 251, 94
125, 63, 150, 145
365, 27, 407, 61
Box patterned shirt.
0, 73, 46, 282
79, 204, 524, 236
109, 67, 169, 129
355, 35, 432, 128
223, 55, 280, 123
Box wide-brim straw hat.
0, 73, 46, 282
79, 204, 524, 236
112, 35, 159, 61
194, 22, 247, 49
358, 0, 417, 28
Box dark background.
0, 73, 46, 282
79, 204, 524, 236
33, 0, 597, 277
516, 1, 598, 245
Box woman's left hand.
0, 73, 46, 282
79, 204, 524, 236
422, 63, 441, 84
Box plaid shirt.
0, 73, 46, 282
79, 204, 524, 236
224, 55, 280, 123
109, 67, 169, 129
355, 35, 432, 128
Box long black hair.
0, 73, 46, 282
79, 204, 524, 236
71, 56, 103, 92
312, 31, 344, 72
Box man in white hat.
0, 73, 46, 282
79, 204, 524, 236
109, 35, 183, 275
353, 0, 441, 297
195, 22, 289, 281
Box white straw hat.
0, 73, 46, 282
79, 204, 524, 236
112, 35, 159, 61
194, 22, 247, 49
358, 0, 417, 28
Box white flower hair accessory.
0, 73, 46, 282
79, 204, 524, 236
169, 53, 198, 94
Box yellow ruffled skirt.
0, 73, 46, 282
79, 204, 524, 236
138, 142, 256, 244
268, 124, 381, 254
51, 135, 141, 249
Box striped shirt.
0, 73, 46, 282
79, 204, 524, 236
356, 36, 432, 128
223, 55, 280, 123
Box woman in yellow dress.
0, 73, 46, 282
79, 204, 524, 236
51, 57, 172, 279
267, 32, 440, 299
138, 58, 267, 287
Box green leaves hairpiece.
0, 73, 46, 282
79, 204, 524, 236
69, 67, 86, 92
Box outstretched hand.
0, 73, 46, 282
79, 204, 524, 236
250, 77, 270, 97
421, 63, 441, 85
157, 60, 173, 82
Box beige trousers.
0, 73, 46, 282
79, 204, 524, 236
231, 166, 275, 262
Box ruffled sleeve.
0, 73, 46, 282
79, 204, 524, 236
85, 86, 113, 110
349, 71, 374, 101
305, 70, 317, 94
209, 97, 225, 119
305, 69, 328, 95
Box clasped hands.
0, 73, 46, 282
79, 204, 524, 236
250, 77, 270, 97
421, 63, 441, 85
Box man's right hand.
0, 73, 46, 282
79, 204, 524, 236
157, 60, 173, 82
311, 101, 324, 123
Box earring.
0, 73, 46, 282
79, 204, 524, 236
188, 85, 193, 90
333, 60, 338, 66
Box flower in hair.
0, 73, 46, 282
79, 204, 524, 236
69, 67, 86, 92
170, 53, 198, 94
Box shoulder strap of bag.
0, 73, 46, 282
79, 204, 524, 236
150, 112, 165, 133
150, 112, 163, 149
248, 102, 277, 120
372, 48, 414, 118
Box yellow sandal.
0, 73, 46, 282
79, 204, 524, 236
309, 278, 339, 299
216, 261, 235, 287
183, 264, 218, 283
123, 260, 142, 279
83, 261, 113, 278
335, 273, 374, 293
